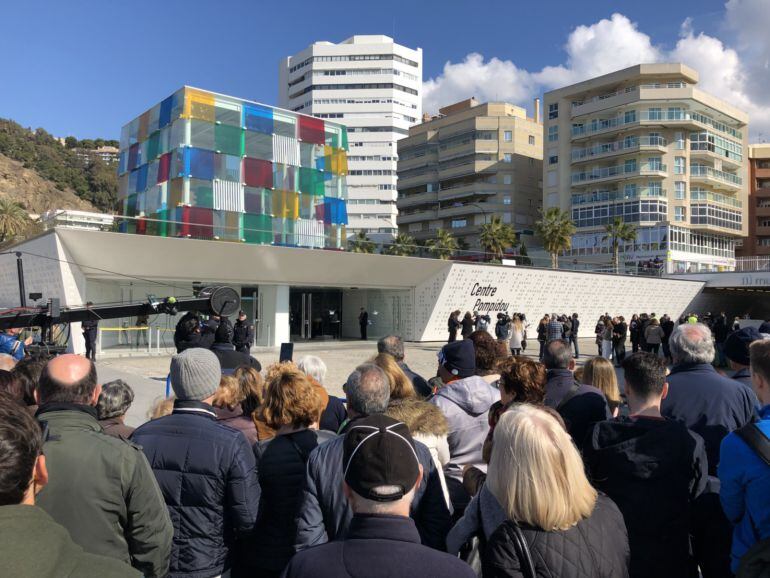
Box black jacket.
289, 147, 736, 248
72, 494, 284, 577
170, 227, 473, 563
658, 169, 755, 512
232, 320, 254, 348
131, 401, 260, 578
461, 317, 474, 337
661, 362, 756, 475
400, 361, 431, 398
482, 495, 629, 578
544, 369, 611, 446
583, 417, 708, 578
175, 332, 215, 353
319, 395, 347, 433
294, 420, 452, 552
210, 343, 261, 373
239, 429, 335, 574
284, 514, 475, 578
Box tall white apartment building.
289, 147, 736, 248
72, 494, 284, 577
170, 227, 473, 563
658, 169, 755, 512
280, 35, 422, 241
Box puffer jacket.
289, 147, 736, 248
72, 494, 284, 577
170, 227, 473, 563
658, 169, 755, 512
131, 400, 260, 578
294, 417, 452, 552
430, 375, 500, 481
482, 494, 629, 578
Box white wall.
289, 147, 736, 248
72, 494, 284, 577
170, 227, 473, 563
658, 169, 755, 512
415, 263, 704, 341
259, 285, 289, 347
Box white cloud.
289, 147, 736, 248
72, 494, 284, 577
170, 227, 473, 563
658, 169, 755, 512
422, 5, 770, 139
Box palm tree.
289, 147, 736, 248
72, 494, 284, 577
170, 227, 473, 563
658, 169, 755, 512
603, 217, 637, 273
348, 230, 376, 254
384, 233, 417, 256
0, 199, 30, 244
426, 229, 458, 260
479, 216, 518, 262
534, 207, 576, 269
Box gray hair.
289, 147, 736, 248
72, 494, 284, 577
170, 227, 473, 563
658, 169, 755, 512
296, 355, 327, 384
669, 323, 715, 365
345, 363, 390, 416
543, 339, 573, 370
377, 335, 404, 361
96, 379, 135, 420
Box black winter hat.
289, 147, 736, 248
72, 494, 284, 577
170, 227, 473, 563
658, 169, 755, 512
343, 414, 420, 502
724, 327, 764, 366
439, 339, 476, 379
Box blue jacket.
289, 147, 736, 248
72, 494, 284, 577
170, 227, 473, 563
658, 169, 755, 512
294, 418, 451, 552
131, 401, 260, 578
284, 514, 475, 578
662, 363, 756, 475
0, 332, 25, 360
719, 404, 770, 573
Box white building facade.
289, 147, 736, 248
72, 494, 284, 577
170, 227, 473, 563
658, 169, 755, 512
280, 35, 422, 241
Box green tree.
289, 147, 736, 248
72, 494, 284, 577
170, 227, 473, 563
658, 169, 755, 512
602, 217, 637, 273
64, 136, 78, 148
384, 232, 417, 256
426, 229, 458, 260
534, 207, 576, 269
348, 230, 377, 254
0, 198, 30, 244
479, 215, 518, 262
517, 243, 533, 266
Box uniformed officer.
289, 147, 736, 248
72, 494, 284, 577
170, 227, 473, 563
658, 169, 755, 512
233, 310, 254, 354
81, 302, 99, 361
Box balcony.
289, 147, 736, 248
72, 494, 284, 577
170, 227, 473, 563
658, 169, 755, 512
571, 110, 743, 141
396, 191, 438, 210
397, 211, 434, 225
571, 187, 667, 206
689, 144, 743, 170
571, 162, 667, 186
571, 136, 667, 163
570, 82, 690, 116
690, 189, 742, 208
438, 182, 499, 203
690, 166, 743, 191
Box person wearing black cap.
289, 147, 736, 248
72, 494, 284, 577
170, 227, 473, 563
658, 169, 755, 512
209, 318, 261, 374
232, 310, 254, 354
724, 327, 765, 394
283, 414, 474, 578
430, 339, 500, 514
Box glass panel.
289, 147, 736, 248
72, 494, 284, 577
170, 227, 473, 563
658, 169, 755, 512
214, 210, 242, 241
168, 177, 186, 207
189, 178, 214, 209
146, 131, 160, 160
157, 152, 171, 183
244, 186, 270, 214
299, 193, 314, 219
137, 110, 150, 143
145, 183, 167, 214
188, 147, 215, 180
186, 89, 215, 122
190, 120, 215, 150
215, 100, 241, 127
299, 115, 325, 145
135, 164, 148, 193
215, 124, 243, 156
159, 94, 174, 128
243, 158, 273, 188
299, 167, 327, 196
245, 130, 273, 160
169, 118, 187, 149
243, 213, 273, 244
273, 110, 296, 138
215, 153, 241, 182
146, 160, 158, 188
273, 163, 297, 192
243, 104, 274, 134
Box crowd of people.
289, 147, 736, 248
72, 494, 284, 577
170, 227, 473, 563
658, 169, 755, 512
1, 309, 770, 577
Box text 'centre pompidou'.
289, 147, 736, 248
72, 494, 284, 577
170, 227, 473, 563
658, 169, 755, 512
117, 86, 349, 249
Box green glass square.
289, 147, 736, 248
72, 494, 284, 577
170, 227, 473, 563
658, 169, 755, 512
189, 179, 214, 209
146, 131, 160, 160
146, 211, 168, 237
243, 213, 273, 244
299, 167, 326, 196
215, 124, 243, 156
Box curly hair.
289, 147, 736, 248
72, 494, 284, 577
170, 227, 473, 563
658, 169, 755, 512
211, 375, 242, 409
498, 356, 546, 404
468, 330, 499, 374
260, 362, 323, 429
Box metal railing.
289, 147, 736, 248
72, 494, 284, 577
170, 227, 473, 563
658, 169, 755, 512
690, 166, 743, 186
690, 190, 743, 207
571, 187, 666, 205
734, 257, 770, 272
571, 162, 666, 184
571, 136, 667, 161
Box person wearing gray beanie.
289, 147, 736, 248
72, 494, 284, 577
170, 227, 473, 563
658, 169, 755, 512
170, 348, 222, 401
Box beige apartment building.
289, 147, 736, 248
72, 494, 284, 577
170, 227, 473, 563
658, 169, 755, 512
397, 98, 543, 252
543, 63, 749, 273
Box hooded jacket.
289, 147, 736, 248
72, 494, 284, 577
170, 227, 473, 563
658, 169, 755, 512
583, 417, 708, 578
0, 505, 140, 578
430, 375, 500, 481
544, 369, 610, 447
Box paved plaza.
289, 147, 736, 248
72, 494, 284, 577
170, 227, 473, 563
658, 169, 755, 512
96, 337, 607, 428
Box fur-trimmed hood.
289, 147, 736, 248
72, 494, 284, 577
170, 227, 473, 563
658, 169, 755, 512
386, 398, 449, 436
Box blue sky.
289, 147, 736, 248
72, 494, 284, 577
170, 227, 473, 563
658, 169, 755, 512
2, 0, 766, 139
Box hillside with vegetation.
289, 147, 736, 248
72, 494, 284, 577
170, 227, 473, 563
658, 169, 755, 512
0, 119, 117, 212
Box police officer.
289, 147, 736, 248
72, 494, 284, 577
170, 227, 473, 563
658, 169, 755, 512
81, 302, 98, 361
233, 310, 254, 354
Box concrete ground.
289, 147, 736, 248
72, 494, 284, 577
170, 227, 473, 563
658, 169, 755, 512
97, 337, 608, 428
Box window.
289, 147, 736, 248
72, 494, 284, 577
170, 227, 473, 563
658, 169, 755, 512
504, 131, 512, 142
548, 126, 558, 142
624, 110, 636, 124
548, 103, 559, 119
647, 107, 662, 121
503, 195, 512, 205
674, 157, 686, 175
675, 132, 684, 150
503, 174, 512, 185
504, 153, 512, 163
675, 206, 686, 222
451, 219, 467, 228
759, 219, 770, 228
528, 135, 535, 146
675, 181, 686, 200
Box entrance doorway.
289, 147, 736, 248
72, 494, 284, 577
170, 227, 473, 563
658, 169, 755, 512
289, 288, 343, 341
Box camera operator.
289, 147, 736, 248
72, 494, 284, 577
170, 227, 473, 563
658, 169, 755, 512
0, 327, 33, 361
494, 312, 511, 342
174, 313, 215, 354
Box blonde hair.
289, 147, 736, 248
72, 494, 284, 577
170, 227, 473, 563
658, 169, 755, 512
486, 405, 597, 531
211, 375, 242, 409
582, 357, 620, 409
372, 352, 416, 400
147, 396, 174, 420
260, 362, 323, 429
